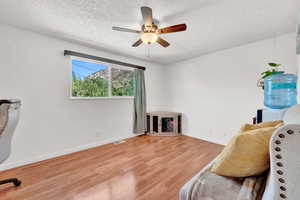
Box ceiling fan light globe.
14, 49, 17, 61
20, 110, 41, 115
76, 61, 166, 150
141, 32, 158, 44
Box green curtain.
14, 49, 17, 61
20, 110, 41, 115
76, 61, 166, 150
133, 69, 146, 134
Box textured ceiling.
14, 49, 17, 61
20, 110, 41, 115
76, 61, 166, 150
0, 0, 300, 64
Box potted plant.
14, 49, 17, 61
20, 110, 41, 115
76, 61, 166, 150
257, 63, 284, 89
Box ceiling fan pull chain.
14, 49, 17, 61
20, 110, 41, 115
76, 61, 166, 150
147, 44, 151, 58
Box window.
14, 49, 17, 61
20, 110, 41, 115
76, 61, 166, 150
71, 58, 134, 98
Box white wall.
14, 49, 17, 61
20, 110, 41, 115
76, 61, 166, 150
164, 33, 297, 145
0, 24, 166, 170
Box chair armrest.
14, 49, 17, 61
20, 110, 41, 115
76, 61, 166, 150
263, 124, 300, 200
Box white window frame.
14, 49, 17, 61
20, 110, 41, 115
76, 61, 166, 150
69, 56, 134, 100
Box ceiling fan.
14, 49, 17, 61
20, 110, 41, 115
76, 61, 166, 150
112, 6, 187, 48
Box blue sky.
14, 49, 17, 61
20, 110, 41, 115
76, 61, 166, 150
72, 59, 107, 79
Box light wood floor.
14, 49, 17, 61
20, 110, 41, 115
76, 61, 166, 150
0, 135, 223, 200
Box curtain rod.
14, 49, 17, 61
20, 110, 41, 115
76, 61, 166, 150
64, 50, 146, 71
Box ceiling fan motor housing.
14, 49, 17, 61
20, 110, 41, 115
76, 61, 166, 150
142, 24, 158, 33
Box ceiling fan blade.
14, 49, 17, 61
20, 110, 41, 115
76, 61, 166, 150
112, 26, 140, 33
157, 37, 170, 47
141, 6, 153, 26
158, 24, 187, 34
132, 39, 143, 47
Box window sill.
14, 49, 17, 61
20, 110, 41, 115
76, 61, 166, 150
70, 96, 134, 100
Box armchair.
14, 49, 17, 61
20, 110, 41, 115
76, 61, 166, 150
0, 99, 22, 187
262, 104, 300, 199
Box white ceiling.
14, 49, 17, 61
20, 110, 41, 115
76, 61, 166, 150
0, 0, 300, 64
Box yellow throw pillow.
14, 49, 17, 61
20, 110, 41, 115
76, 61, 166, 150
239, 120, 283, 132
211, 126, 277, 177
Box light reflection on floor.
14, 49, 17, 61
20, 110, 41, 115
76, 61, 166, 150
73, 173, 136, 200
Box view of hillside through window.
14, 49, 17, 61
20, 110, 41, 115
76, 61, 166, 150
111, 68, 134, 96
71, 59, 134, 98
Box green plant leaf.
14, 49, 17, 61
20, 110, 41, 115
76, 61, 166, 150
261, 70, 271, 75
261, 71, 268, 75
261, 71, 273, 79
262, 75, 270, 79
268, 63, 281, 67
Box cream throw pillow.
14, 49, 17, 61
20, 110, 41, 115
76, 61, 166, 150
211, 121, 283, 177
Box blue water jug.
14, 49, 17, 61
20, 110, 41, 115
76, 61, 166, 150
264, 72, 297, 109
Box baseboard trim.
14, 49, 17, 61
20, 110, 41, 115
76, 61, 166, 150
182, 133, 224, 145
0, 133, 142, 171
